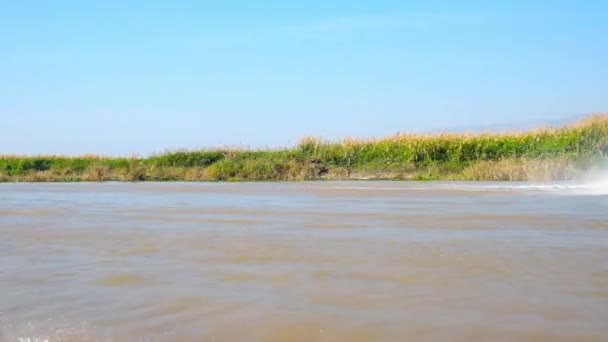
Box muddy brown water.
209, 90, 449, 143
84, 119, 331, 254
1, 182, 607, 341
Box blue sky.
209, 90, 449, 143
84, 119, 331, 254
1, 1, 607, 155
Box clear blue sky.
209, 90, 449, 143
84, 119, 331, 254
2, 1, 607, 155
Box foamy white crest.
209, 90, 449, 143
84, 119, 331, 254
571, 167, 608, 195
2, 319, 96, 342
471, 165, 608, 195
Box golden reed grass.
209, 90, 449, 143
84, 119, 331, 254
1, 114, 606, 182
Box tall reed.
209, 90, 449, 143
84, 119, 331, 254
1, 114, 606, 182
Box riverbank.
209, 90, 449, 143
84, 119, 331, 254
2, 115, 607, 182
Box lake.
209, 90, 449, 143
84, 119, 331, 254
1, 182, 607, 341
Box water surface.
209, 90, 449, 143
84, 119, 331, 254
1, 182, 607, 341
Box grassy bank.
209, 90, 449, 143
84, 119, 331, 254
2, 115, 608, 182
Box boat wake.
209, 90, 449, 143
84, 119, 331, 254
477, 173, 608, 195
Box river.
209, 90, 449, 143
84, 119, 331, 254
1, 182, 607, 341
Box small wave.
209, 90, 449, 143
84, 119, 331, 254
323, 181, 608, 195
1, 320, 96, 342
476, 180, 608, 195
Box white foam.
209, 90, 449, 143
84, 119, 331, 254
311, 173, 608, 195
476, 178, 608, 195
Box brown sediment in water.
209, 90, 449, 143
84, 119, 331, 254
96, 274, 147, 287
1, 182, 607, 341
0, 209, 66, 216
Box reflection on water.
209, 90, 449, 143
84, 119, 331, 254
1, 182, 608, 341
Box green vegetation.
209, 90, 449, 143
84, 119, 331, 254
2, 114, 608, 182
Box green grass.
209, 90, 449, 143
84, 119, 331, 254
1, 114, 607, 182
